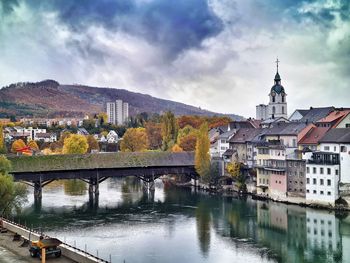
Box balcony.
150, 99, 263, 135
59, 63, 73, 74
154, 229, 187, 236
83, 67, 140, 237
307, 152, 340, 165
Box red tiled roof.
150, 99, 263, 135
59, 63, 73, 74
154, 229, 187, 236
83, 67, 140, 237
317, 110, 350, 124
298, 126, 330, 145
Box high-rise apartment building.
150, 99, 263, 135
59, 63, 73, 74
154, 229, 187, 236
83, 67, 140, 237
107, 100, 129, 125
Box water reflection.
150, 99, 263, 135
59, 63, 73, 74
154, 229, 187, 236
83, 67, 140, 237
14, 178, 350, 263
64, 180, 87, 196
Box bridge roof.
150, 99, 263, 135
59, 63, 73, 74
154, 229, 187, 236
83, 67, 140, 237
8, 152, 195, 174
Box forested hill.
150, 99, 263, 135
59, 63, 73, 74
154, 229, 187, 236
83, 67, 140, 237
0, 80, 242, 119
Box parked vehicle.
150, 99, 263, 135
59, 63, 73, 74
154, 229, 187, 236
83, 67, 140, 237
29, 236, 62, 259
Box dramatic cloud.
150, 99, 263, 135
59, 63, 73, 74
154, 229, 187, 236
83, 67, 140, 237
0, 0, 349, 117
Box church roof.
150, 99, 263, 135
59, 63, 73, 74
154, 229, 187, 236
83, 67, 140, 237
270, 71, 285, 94
271, 84, 285, 94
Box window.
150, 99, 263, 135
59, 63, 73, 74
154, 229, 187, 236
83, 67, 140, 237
263, 179, 265, 184
324, 146, 330, 151
335, 169, 339, 175
282, 95, 285, 103
320, 179, 324, 185
313, 167, 316, 174
327, 168, 331, 175
341, 146, 347, 152
320, 168, 324, 174
327, 179, 331, 186
282, 106, 285, 114
313, 178, 316, 185
307, 178, 310, 184
299, 172, 303, 177
272, 96, 275, 103
327, 191, 331, 196
334, 146, 337, 151
267, 179, 269, 184
307, 167, 310, 174
346, 124, 350, 128
272, 106, 276, 114
307, 189, 310, 193
313, 190, 317, 194
320, 191, 324, 195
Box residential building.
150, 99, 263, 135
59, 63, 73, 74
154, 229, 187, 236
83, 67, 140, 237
298, 124, 330, 151
35, 133, 57, 143
286, 159, 306, 197
305, 151, 340, 205
318, 128, 350, 183
293, 107, 334, 124
316, 109, 350, 128
77, 128, 89, 136
228, 128, 262, 167
107, 100, 129, 125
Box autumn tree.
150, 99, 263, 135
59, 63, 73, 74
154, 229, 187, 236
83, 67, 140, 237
86, 135, 99, 153
195, 123, 211, 183
63, 134, 88, 154
11, 139, 26, 153
120, 128, 149, 152
177, 115, 203, 129
226, 161, 247, 192
27, 140, 39, 152
0, 155, 27, 216
145, 122, 162, 150
161, 111, 178, 151
0, 125, 6, 154
226, 161, 241, 178
171, 144, 183, 152
179, 134, 197, 151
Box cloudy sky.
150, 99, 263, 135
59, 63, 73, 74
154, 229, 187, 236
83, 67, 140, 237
0, 0, 349, 117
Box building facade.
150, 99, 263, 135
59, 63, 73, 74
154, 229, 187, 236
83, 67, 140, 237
107, 100, 129, 125
286, 159, 306, 197
305, 152, 340, 205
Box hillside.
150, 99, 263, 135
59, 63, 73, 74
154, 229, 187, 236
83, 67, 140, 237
0, 80, 242, 119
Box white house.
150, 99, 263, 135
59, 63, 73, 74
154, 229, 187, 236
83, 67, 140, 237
305, 151, 340, 206
107, 130, 119, 143
318, 128, 350, 183
35, 133, 57, 143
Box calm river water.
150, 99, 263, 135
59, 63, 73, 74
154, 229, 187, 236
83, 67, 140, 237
12, 178, 350, 263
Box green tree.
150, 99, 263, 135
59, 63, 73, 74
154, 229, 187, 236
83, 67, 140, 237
0, 125, 6, 154
86, 135, 99, 153
195, 123, 210, 183
0, 155, 28, 216
63, 134, 88, 154
161, 111, 178, 151
120, 128, 149, 152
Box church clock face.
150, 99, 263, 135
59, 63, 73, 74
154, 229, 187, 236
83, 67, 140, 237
271, 91, 276, 96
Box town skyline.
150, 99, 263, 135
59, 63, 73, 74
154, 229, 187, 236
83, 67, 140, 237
1, 0, 349, 117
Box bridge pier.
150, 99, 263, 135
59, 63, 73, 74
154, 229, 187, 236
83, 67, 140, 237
33, 182, 42, 202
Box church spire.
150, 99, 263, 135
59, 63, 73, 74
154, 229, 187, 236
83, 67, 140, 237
274, 57, 281, 83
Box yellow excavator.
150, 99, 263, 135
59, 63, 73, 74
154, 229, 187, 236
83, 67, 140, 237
29, 236, 62, 260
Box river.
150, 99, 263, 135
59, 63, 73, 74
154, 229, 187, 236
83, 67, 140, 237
11, 178, 350, 263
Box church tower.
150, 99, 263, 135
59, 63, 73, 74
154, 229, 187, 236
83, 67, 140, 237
268, 59, 287, 119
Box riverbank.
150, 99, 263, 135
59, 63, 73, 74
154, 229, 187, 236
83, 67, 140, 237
172, 178, 350, 212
